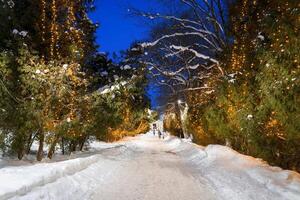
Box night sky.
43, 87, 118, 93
88, 0, 165, 108
88, 0, 164, 57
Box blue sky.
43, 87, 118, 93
89, 0, 166, 108
89, 0, 163, 57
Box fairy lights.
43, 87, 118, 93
40, 0, 46, 42
49, 0, 58, 58
38, 0, 87, 60
67, 1, 83, 51
230, 0, 250, 71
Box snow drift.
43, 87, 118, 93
164, 136, 300, 200
0, 133, 299, 200
0, 143, 128, 200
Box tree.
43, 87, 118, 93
94, 48, 151, 141
130, 0, 232, 137
0, 0, 99, 160
198, 0, 300, 171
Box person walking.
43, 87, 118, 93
158, 129, 162, 139
153, 123, 157, 136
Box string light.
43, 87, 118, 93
40, 0, 46, 42
50, 0, 58, 58
38, 0, 47, 60
68, 1, 83, 51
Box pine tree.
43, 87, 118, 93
0, 0, 99, 160
197, 0, 300, 170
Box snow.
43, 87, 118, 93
113, 75, 119, 80
18, 31, 28, 37
0, 133, 299, 200
98, 81, 127, 95
169, 45, 219, 64
166, 137, 300, 200
99, 87, 111, 95
130, 48, 139, 51
257, 32, 265, 41
147, 109, 153, 115
0, 141, 125, 200
0, 155, 101, 199
100, 71, 108, 77
7, 0, 15, 8
11, 29, 28, 37
131, 74, 137, 79
123, 65, 131, 70
12, 29, 18, 35
228, 78, 236, 83
247, 114, 254, 120
205, 90, 215, 94
62, 64, 68, 70
228, 73, 237, 78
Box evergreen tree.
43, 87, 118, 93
190, 0, 300, 171
0, 0, 100, 160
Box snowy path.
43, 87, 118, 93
91, 137, 217, 200
1, 133, 300, 200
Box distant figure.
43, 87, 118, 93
153, 123, 157, 136
158, 129, 162, 139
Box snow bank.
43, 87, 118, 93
0, 134, 299, 200
165, 137, 300, 200
88, 141, 121, 151
0, 155, 102, 199
0, 142, 128, 200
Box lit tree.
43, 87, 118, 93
0, 0, 99, 160
200, 0, 300, 170
130, 0, 231, 138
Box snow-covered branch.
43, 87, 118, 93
169, 45, 218, 64
130, 0, 230, 101
141, 32, 221, 51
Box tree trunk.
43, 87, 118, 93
36, 131, 44, 161
26, 132, 38, 154
69, 141, 77, 153
48, 136, 59, 159
61, 138, 65, 155
79, 136, 87, 151
15, 133, 25, 160
26, 133, 33, 154
17, 148, 24, 160
178, 102, 189, 139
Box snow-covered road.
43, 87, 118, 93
1, 133, 300, 200
91, 136, 216, 200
